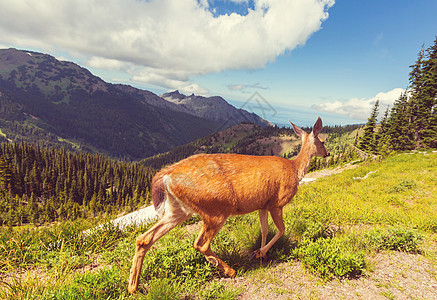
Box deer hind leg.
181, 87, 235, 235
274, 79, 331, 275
193, 216, 236, 278
259, 209, 269, 248
128, 197, 192, 293
251, 207, 285, 260
260, 207, 285, 255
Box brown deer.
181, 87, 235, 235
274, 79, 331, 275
128, 117, 329, 293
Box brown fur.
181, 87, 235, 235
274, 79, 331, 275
128, 117, 329, 293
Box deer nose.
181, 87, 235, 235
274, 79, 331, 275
324, 152, 330, 158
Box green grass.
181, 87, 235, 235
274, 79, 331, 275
291, 152, 437, 230
0, 151, 436, 299
0, 128, 6, 138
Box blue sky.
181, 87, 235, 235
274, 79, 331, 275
0, 0, 436, 126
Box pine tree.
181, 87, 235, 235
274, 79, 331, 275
408, 38, 437, 148
420, 36, 437, 147
0, 155, 12, 192
385, 92, 415, 151
376, 107, 390, 155
359, 100, 379, 154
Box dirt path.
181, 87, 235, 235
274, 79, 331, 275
303, 161, 361, 181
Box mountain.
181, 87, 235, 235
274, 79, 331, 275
0, 48, 225, 159
161, 90, 271, 129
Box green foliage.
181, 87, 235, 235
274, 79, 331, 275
141, 230, 215, 283
295, 152, 437, 231
291, 237, 366, 279
389, 179, 417, 193
359, 100, 379, 154
364, 226, 423, 253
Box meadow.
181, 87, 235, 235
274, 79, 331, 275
1, 151, 436, 299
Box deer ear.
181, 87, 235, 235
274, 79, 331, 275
312, 117, 323, 136
289, 120, 305, 137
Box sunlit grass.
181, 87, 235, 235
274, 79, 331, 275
290, 152, 437, 230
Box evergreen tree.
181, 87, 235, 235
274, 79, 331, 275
420, 36, 437, 147
408, 38, 437, 148
385, 92, 415, 151
377, 107, 390, 155
0, 155, 12, 192
359, 100, 379, 154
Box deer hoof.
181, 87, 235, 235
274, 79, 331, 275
226, 268, 236, 278
249, 249, 267, 261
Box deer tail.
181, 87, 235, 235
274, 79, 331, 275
151, 172, 167, 216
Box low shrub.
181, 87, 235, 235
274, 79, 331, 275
291, 237, 366, 279
141, 231, 215, 283
364, 226, 423, 253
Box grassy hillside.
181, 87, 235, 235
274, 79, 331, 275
1, 151, 435, 299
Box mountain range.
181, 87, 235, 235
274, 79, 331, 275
0, 48, 269, 159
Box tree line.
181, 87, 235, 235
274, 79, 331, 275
0, 142, 155, 226
359, 37, 437, 154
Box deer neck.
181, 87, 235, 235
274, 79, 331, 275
294, 140, 314, 182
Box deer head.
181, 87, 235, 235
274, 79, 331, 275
290, 117, 330, 158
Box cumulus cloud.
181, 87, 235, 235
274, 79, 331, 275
0, 0, 334, 93
312, 88, 405, 121
87, 57, 131, 71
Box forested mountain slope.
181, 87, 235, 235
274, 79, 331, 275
0, 48, 235, 159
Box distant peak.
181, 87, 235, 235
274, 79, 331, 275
161, 90, 187, 100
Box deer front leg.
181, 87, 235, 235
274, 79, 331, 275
249, 209, 269, 260
259, 207, 285, 255
250, 207, 285, 260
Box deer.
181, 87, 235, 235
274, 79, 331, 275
128, 117, 329, 293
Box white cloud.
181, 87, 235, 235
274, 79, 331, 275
0, 0, 334, 91
312, 88, 405, 121
87, 57, 131, 71
228, 82, 268, 92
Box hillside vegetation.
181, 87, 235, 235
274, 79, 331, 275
1, 151, 435, 299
